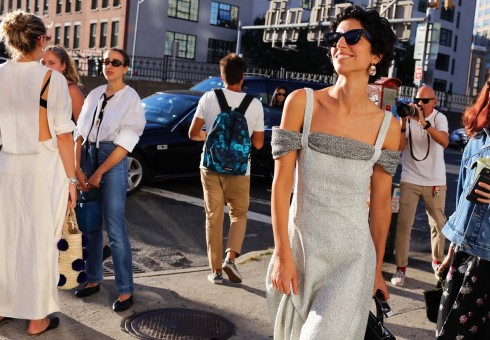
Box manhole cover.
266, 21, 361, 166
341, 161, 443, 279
123, 308, 235, 340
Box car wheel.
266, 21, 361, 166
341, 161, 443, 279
127, 153, 146, 195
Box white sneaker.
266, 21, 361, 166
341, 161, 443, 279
432, 262, 442, 279
207, 272, 223, 284
391, 269, 405, 286
222, 259, 242, 283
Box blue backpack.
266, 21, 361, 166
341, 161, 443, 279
203, 89, 254, 175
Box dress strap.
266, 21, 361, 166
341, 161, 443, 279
301, 88, 314, 148
371, 111, 392, 162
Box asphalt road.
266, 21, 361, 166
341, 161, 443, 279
121, 147, 464, 275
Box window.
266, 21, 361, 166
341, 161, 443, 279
16, 0, 21, 9
113, 0, 120, 6
34, 0, 39, 13
63, 25, 70, 48
300, 0, 312, 9
102, 0, 108, 8
73, 24, 80, 49
432, 79, 447, 92
456, 12, 460, 29
165, 31, 196, 59
440, 6, 454, 22
110, 21, 119, 47
435, 53, 450, 71
91, 0, 97, 10
418, 0, 427, 12
56, 0, 62, 14
100, 22, 107, 48
0, 0, 4, 15
453, 35, 458, 52
66, 0, 71, 13
43, 0, 48, 15
168, 0, 199, 21
439, 28, 452, 47
451, 59, 455, 75
54, 26, 61, 45
207, 38, 235, 63
8, 0, 11, 10
89, 23, 97, 48
210, 1, 239, 29
75, 0, 81, 11
26, 0, 29, 11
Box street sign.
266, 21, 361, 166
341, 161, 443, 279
414, 66, 423, 81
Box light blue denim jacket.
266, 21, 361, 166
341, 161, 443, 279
442, 128, 490, 261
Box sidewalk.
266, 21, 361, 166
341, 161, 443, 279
0, 250, 439, 340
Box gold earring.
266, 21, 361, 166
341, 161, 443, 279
369, 63, 376, 76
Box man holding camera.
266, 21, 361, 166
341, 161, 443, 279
391, 86, 449, 287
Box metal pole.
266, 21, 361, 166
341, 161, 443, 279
236, 21, 242, 55
420, 7, 431, 85
131, 0, 144, 76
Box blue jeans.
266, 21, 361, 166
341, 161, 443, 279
84, 142, 133, 294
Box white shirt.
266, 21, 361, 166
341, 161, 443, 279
400, 109, 448, 186
75, 85, 146, 152
195, 88, 265, 175
0, 61, 74, 154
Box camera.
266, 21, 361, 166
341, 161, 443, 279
396, 102, 422, 118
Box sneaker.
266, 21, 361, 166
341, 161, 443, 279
207, 272, 223, 284
391, 269, 405, 287
222, 259, 242, 283
432, 261, 442, 279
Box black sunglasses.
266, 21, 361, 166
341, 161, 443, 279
102, 58, 124, 67
414, 97, 435, 104
276, 92, 286, 97
324, 29, 373, 48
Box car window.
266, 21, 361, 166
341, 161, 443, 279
191, 78, 224, 91
263, 105, 283, 130
242, 80, 268, 104
142, 93, 198, 127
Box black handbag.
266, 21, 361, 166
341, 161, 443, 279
364, 295, 396, 340
422, 268, 448, 323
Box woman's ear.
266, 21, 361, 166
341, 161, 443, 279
372, 54, 383, 64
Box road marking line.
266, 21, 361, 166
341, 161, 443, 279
141, 187, 272, 224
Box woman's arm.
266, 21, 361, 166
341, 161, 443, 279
57, 132, 77, 208
87, 145, 128, 188
369, 116, 401, 300
270, 89, 306, 296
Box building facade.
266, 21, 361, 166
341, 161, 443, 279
470, 0, 490, 96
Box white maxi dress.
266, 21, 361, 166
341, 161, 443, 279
0, 61, 74, 319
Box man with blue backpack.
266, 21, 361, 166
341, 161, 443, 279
189, 53, 264, 285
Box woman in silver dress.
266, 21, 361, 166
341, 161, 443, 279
266, 5, 400, 339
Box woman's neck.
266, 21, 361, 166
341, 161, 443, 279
14, 53, 39, 63
106, 81, 126, 96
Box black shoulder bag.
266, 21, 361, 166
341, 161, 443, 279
364, 296, 396, 340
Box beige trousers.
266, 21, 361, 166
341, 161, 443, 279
394, 181, 447, 268
200, 169, 250, 270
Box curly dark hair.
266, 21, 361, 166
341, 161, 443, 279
329, 5, 397, 82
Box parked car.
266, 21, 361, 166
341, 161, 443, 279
127, 90, 282, 194
190, 75, 328, 105
449, 128, 468, 149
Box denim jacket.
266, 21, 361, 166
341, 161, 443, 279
442, 128, 490, 261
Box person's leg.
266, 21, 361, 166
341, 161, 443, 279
394, 182, 422, 268
422, 185, 447, 264
99, 145, 133, 299
200, 169, 225, 273
222, 174, 250, 261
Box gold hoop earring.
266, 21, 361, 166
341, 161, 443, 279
369, 63, 376, 76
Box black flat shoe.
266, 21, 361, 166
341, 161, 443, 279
28, 317, 59, 336
102, 245, 112, 262
112, 295, 135, 312
74, 284, 100, 298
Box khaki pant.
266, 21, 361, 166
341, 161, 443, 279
200, 168, 250, 271
394, 182, 447, 268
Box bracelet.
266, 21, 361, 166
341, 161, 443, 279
68, 177, 78, 185
401, 128, 406, 132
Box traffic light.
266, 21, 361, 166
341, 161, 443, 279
427, 0, 439, 8
444, 0, 455, 9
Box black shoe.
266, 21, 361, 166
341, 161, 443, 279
102, 245, 112, 262
112, 295, 135, 312
74, 284, 100, 298
28, 317, 59, 336
0, 317, 12, 324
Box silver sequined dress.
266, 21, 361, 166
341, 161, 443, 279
266, 88, 400, 340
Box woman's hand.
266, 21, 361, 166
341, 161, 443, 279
87, 170, 103, 188
373, 271, 390, 300
76, 168, 89, 192
476, 181, 490, 204
67, 183, 77, 208
271, 253, 299, 295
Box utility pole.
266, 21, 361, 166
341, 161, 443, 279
131, 0, 145, 76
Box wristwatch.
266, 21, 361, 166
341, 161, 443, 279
423, 120, 431, 129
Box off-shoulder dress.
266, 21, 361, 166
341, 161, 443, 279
265, 88, 400, 339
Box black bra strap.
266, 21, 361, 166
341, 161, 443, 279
40, 75, 51, 97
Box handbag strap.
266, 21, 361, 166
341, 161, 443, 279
373, 296, 385, 324
63, 208, 81, 235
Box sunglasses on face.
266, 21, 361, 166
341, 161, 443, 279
414, 97, 435, 104
276, 92, 286, 97
324, 29, 372, 48
102, 58, 124, 67
38, 34, 51, 42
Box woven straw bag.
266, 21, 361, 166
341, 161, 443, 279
57, 208, 87, 290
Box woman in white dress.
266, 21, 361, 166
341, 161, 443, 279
0, 10, 76, 336
266, 5, 400, 339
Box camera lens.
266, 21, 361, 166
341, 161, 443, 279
396, 102, 418, 118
